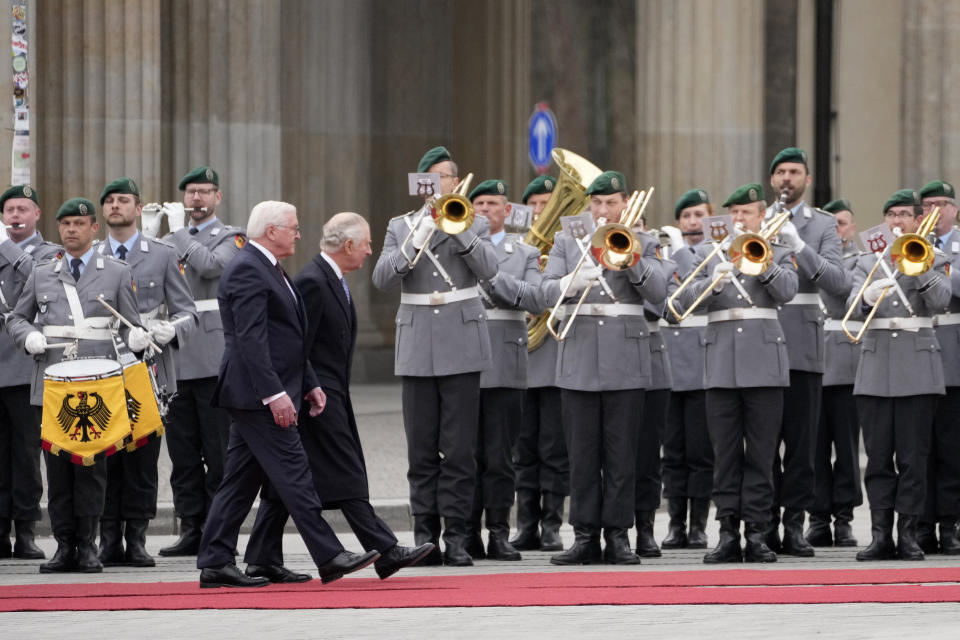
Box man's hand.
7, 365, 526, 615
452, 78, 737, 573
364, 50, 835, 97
411, 217, 437, 249
712, 262, 735, 292
127, 326, 151, 352
141, 204, 165, 238
863, 277, 896, 307
269, 393, 298, 428
24, 331, 47, 355
162, 202, 187, 233
778, 221, 806, 252
149, 320, 177, 345
559, 264, 602, 296
305, 387, 326, 417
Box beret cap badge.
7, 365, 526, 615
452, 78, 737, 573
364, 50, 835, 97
22, 185, 32, 198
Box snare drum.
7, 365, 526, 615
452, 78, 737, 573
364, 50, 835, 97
41, 358, 132, 466
121, 360, 164, 449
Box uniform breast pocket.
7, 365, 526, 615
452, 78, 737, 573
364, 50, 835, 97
135, 277, 163, 310
914, 335, 940, 355
36, 291, 59, 316
201, 310, 222, 332
803, 307, 824, 359
461, 307, 487, 361
394, 307, 414, 366
623, 318, 648, 376
503, 323, 527, 372
763, 327, 786, 376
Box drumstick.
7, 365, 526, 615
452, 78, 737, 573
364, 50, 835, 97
97, 297, 162, 352
44, 342, 75, 350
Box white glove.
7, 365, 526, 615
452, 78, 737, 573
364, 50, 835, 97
863, 277, 896, 307
140, 203, 164, 238
0, 222, 8, 244
162, 202, 187, 233
411, 216, 437, 249
24, 331, 47, 355
149, 320, 177, 345
559, 264, 603, 295
126, 326, 151, 352
711, 263, 735, 292
778, 221, 806, 252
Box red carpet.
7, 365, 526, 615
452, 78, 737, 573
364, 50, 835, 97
2, 568, 959, 611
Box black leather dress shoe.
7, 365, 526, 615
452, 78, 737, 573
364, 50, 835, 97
245, 564, 312, 583
199, 563, 271, 588
317, 550, 380, 585
374, 543, 436, 580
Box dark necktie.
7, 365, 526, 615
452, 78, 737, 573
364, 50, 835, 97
116, 245, 127, 260
189, 227, 199, 236
70, 258, 82, 282
935, 237, 943, 249
340, 276, 352, 304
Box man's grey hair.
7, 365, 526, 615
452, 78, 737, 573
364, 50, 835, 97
247, 200, 296, 238
321, 212, 368, 252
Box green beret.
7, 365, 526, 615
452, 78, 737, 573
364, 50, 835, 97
769, 146, 808, 174
722, 183, 765, 208
674, 188, 709, 219
468, 179, 508, 201
882, 188, 920, 213
178, 166, 219, 191
521, 175, 555, 204
417, 146, 452, 173
918, 179, 955, 200
0, 184, 38, 211
99, 177, 140, 204
56, 197, 97, 220
822, 198, 852, 214
585, 170, 627, 196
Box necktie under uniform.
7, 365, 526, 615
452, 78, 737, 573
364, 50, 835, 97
189, 227, 199, 236
116, 245, 128, 260
70, 258, 82, 282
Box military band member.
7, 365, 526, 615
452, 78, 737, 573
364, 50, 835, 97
0, 185, 60, 560
805, 198, 861, 547
850, 189, 950, 561
766, 147, 847, 557
7, 198, 146, 573
659, 189, 714, 550
95, 178, 197, 568
158, 166, 245, 557
466, 179, 544, 561
542, 171, 667, 566
678, 183, 798, 564
372, 146, 498, 567
917, 180, 960, 555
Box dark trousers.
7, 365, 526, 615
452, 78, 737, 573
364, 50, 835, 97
635, 388, 668, 511
44, 450, 107, 535
402, 373, 480, 520
562, 388, 643, 530
197, 409, 343, 570
662, 390, 713, 499
165, 377, 231, 519
706, 387, 782, 524
0, 388, 42, 521
473, 387, 522, 512
857, 394, 936, 515
812, 384, 862, 514
773, 370, 822, 512
923, 387, 960, 520
515, 386, 568, 495
103, 435, 162, 520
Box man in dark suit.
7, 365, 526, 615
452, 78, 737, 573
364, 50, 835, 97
243, 212, 434, 580
196, 201, 379, 588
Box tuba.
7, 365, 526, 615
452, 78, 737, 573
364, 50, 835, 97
400, 173, 475, 267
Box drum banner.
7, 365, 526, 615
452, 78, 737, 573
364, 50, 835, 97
122, 360, 164, 450
41, 375, 131, 466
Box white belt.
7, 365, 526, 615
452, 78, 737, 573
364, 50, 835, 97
484, 309, 526, 322
784, 293, 823, 306
42, 317, 113, 341
868, 317, 933, 331
825, 319, 862, 332
194, 299, 219, 313
140, 307, 162, 326
659, 316, 709, 329
708, 308, 779, 323
563, 303, 647, 317
400, 288, 480, 306
934, 313, 960, 327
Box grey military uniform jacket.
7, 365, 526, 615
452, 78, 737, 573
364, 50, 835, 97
678, 242, 798, 389
6, 254, 141, 405
164, 219, 244, 381
372, 211, 498, 377
766, 202, 847, 373
540, 230, 667, 392
821, 249, 857, 387
660, 242, 707, 392
847, 250, 951, 398
933, 227, 960, 387
644, 256, 673, 392
0, 233, 61, 388
479, 233, 544, 389
97, 235, 198, 393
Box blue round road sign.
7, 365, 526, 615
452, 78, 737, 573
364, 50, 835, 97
528, 104, 557, 173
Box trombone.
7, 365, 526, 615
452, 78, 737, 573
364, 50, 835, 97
399, 173, 475, 267
841, 207, 940, 343
546, 188, 653, 342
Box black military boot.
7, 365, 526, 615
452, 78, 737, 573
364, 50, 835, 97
550, 527, 601, 565
916, 520, 938, 555
0, 519, 11, 558
687, 498, 710, 549
938, 518, 960, 555
158, 515, 203, 557
764, 509, 782, 553
804, 512, 833, 547
634, 511, 661, 558
539, 492, 565, 552
465, 511, 486, 560
703, 516, 742, 564
124, 519, 156, 567
486, 509, 521, 560
508, 489, 541, 551
98, 519, 125, 566
39, 533, 76, 573
12, 520, 45, 559
75, 517, 103, 573
832, 505, 858, 547
856, 509, 896, 561
413, 514, 443, 566
896, 514, 925, 561
603, 528, 642, 565
660, 497, 688, 549
441, 518, 473, 567
781, 508, 815, 557
744, 522, 777, 563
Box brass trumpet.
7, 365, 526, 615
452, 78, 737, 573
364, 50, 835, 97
400, 173, 475, 267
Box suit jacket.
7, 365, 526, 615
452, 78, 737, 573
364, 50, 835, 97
934, 226, 960, 386
212, 243, 318, 412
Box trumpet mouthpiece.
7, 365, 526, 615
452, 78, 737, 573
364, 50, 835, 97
5, 223, 25, 229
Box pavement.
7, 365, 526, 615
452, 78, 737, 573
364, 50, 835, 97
3, 383, 960, 638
